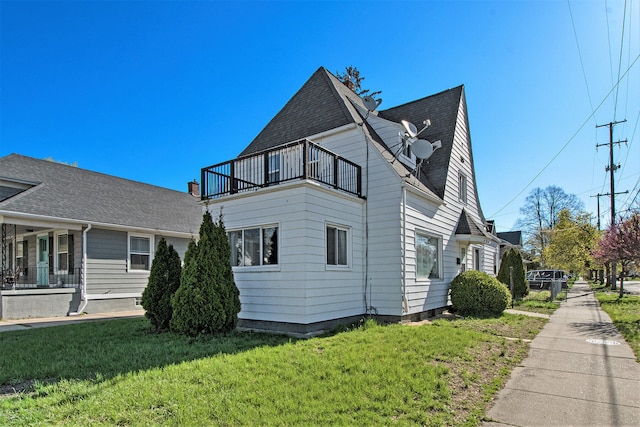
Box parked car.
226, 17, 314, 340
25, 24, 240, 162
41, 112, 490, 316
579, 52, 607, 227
527, 270, 568, 289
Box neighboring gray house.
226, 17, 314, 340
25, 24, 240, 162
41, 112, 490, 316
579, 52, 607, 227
0, 154, 202, 319
201, 67, 501, 334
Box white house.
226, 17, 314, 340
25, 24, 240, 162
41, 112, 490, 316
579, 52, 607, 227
201, 67, 501, 334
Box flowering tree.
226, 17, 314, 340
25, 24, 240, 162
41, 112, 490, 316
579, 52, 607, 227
592, 213, 640, 297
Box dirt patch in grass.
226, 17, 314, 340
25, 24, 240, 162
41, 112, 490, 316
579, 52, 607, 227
441, 339, 528, 425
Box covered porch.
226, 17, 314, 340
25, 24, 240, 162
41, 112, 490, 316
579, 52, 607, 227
1, 222, 84, 319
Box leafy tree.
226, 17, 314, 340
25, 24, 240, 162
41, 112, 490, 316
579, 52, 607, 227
170, 211, 240, 335
543, 210, 600, 276
593, 213, 640, 297
141, 238, 182, 330
336, 66, 381, 99
497, 248, 528, 300
516, 186, 584, 265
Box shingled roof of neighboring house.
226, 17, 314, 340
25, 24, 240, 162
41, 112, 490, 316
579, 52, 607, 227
497, 231, 523, 247
0, 154, 202, 235
237, 67, 474, 204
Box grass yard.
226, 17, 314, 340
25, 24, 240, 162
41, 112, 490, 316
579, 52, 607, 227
595, 292, 640, 362
0, 314, 547, 426
511, 290, 564, 315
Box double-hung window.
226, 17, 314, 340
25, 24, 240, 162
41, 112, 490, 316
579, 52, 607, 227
129, 234, 152, 271
416, 232, 441, 279
326, 225, 348, 266
229, 225, 278, 267
54, 232, 74, 274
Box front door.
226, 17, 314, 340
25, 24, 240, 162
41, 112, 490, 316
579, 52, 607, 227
37, 235, 49, 286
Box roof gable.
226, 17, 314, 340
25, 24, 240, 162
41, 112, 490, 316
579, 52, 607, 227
0, 154, 202, 234
240, 67, 364, 156
378, 86, 463, 199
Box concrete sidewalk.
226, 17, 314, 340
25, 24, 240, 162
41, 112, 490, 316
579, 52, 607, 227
0, 309, 145, 332
484, 281, 640, 426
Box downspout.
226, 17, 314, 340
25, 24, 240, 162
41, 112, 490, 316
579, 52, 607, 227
68, 223, 91, 316
401, 185, 408, 314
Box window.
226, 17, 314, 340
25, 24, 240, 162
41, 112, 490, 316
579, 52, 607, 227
229, 226, 278, 267
16, 240, 27, 275
460, 246, 467, 273
268, 153, 280, 183
458, 172, 467, 204
326, 225, 348, 266
57, 233, 68, 272
129, 235, 152, 271
402, 142, 412, 158
416, 232, 441, 279
474, 248, 481, 271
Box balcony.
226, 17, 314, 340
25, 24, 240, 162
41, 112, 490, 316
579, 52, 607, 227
201, 139, 362, 200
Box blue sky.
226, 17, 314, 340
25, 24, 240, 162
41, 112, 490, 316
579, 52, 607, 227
1, 0, 638, 232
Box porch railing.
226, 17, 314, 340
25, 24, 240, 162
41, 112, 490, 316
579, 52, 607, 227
201, 139, 362, 200
1, 267, 82, 291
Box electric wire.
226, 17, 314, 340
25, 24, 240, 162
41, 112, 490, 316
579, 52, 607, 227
614, 0, 628, 121
489, 53, 640, 219
567, 0, 597, 123
605, 0, 616, 89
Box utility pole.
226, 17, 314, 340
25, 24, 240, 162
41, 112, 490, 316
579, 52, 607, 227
596, 120, 626, 287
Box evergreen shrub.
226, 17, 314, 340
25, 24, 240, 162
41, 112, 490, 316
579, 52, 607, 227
170, 211, 241, 336
450, 270, 511, 317
497, 248, 528, 300
141, 238, 182, 330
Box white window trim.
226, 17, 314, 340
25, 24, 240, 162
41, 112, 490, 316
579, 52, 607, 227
229, 223, 280, 271
54, 230, 69, 274
415, 230, 443, 282
127, 233, 154, 273
325, 222, 351, 270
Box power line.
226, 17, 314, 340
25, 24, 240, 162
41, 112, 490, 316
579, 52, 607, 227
567, 0, 597, 123
614, 0, 628, 121
490, 53, 640, 218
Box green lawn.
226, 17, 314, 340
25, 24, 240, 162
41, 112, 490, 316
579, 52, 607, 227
595, 292, 640, 362
0, 315, 547, 426
511, 290, 564, 315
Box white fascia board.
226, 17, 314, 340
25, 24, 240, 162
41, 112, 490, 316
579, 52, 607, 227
403, 180, 444, 207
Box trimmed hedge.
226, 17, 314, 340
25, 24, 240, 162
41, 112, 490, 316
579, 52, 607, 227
450, 270, 511, 317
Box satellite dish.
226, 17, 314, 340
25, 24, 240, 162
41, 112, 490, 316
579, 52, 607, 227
411, 139, 434, 160
362, 95, 381, 112
401, 120, 418, 138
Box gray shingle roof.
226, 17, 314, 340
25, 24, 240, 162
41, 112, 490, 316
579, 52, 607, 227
378, 86, 463, 200
240, 67, 363, 156
497, 231, 523, 246
237, 67, 468, 202
455, 209, 493, 239
0, 154, 202, 235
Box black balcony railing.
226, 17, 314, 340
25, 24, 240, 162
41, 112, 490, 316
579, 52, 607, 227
1, 267, 82, 291
201, 139, 362, 200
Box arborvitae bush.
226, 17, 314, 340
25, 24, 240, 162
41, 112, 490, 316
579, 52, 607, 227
450, 270, 511, 317
141, 238, 182, 330
497, 248, 528, 300
170, 211, 240, 336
